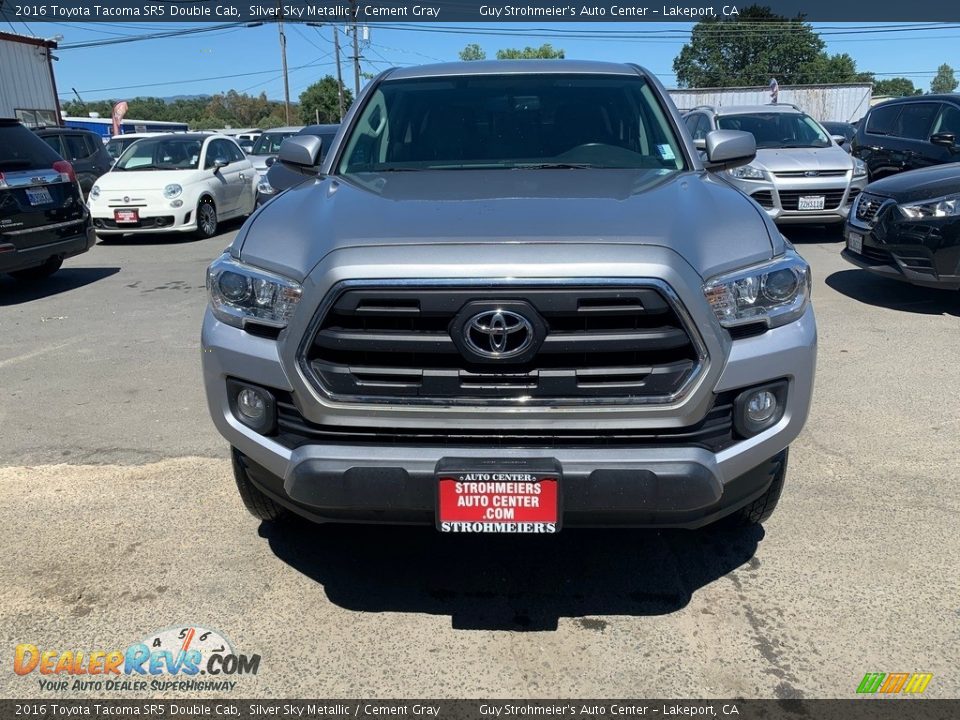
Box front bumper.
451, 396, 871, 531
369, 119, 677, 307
90, 201, 197, 234
0, 223, 96, 273
201, 301, 817, 528
731, 174, 867, 225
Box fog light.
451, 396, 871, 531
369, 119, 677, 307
734, 381, 787, 437
227, 380, 276, 434
170, 199, 183, 208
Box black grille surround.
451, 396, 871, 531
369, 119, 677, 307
298, 280, 709, 407
855, 193, 888, 224
778, 189, 847, 211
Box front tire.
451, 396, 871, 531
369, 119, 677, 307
231, 447, 286, 522
195, 199, 218, 239
727, 449, 789, 526
8, 256, 63, 281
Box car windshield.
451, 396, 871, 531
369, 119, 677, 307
337, 74, 687, 173
717, 112, 831, 149
105, 138, 137, 159
114, 138, 203, 170
252, 132, 295, 155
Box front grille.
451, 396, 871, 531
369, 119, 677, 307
855, 193, 886, 223
274, 392, 736, 451
773, 170, 848, 178
93, 216, 174, 229
778, 189, 846, 211
300, 282, 706, 406
846, 188, 861, 206
750, 190, 774, 209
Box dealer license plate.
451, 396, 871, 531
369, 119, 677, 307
847, 231, 863, 255
798, 195, 826, 211
25, 187, 53, 206
114, 209, 139, 224
436, 459, 560, 533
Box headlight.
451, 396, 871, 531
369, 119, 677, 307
899, 194, 960, 220
257, 177, 276, 196
852, 158, 867, 179
206, 254, 302, 329
90, 185, 100, 199
163, 183, 182, 199
728, 164, 765, 180
703, 250, 811, 329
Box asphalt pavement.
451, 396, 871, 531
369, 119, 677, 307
0, 224, 958, 698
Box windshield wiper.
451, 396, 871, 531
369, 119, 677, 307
514, 162, 598, 169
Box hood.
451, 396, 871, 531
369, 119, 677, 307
96, 168, 206, 191
754, 145, 852, 173
863, 162, 960, 203
238, 169, 778, 282
246, 154, 273, 172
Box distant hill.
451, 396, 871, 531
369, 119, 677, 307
161, 94, 212, 102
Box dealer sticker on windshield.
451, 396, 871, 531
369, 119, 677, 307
436, 459, 560, 533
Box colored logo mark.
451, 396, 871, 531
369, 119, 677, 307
857, 672, 933, 694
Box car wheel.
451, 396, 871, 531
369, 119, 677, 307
195, 199, 218, 238
8, 256, 64, 281
727, 448, 789, 526
231, 447, 286, 522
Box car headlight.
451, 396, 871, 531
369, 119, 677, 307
89, 185, 100, 199
257, 177, 276, 196
852, 158, 867, 179
899, 193, 960, 220
703, 250, 811, 329
206, 254, 302, 329
163, 183, 182, 199
728, 164, 765, 180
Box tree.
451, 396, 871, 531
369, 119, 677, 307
496, 43, 565, 60
298, 76, 353, 124
806, 53, 873, 84
459, 43, 486, 61
673, 6, 826, 87
873, 77, 922, 97
931, 63, 958, 94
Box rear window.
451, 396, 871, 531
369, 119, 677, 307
891, 103, 939, 140
0, 123, 63, 171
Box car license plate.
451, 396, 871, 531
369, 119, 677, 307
798, 195, 826, 211
847, 231, 863, 255
436, 459, 560, 533
25, 187, 53, 206
114, 209, 139, 224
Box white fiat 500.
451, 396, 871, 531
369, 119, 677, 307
89, 133, 257, 238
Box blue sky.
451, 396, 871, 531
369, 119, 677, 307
21, 21, 960, 102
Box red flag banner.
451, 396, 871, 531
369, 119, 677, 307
111, 101, 129, 136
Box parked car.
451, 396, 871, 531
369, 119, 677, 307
683, 104, 868, 224
245, 126, 304, 182
202, 60, 816, 533
0, 118, 95, 280
256, 123, 340, 206
843, 163, 960, 289
88, 133, 257, 238
34, 127, 114, 199
820, 121, 856, 153
104, 132, 164, 161
852, 95, 960, 180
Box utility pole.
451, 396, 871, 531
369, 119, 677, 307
277, 2, 291, 125
349, 0, 360, 97
333, 26, 346, 120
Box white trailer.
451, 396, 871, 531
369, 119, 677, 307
668, 83, 873, 123
0, 31, 61, 127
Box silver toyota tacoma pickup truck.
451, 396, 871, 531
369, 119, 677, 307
202, 61, 816, 533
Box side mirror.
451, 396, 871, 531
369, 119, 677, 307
693, 138, 707, 151
213, 158, 229, 170
831, 134, 848, 146
265, 156, 277, 168
930, 132, 957, 149
703, 130, 756, 171
278, 135, 323, 173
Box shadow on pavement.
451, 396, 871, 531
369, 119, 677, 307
263, 520, 764, 631
0, 266, 120, 306
826, 269, 960, 316
780, 225, 845, 244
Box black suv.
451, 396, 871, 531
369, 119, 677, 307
34, 127, 114, 200
852, 95, 960, 180
1, 119, 95, 280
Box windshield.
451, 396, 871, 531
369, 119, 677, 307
114, 138, 202, 171
105, 137, 138, 159
717, 112, 831, 149
252, 132, 295, 155
337, 74, 686, 173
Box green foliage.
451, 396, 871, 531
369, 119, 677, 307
873, 77, 922, 97
806, 53, 873, 84
496, 43, 565, 60
931, 64, 958, 94
298, 76, 353, 125
459, 43, 486, 61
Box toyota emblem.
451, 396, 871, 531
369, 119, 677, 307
464, 310, 534, 359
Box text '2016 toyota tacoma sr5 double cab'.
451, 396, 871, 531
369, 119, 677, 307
202, 61, 817, 534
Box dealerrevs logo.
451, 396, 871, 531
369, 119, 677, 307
13, 626, 260, 693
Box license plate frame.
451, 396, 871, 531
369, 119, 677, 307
436, 458, 561, 534
25, 187, 53, 206
114, 209, 139, 224
847, 231, 863, 255
798, 195, 826, 211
